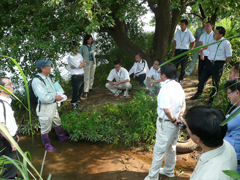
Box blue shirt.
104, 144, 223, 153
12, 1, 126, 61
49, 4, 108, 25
32, 73, 56, 104
87, 45, 94, 61
224, 106, 240, 160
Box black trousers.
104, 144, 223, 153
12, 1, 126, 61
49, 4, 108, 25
0, 136, 18, 179
130, 73, 146, 84
198, 56, 207, 82
173, 49, 189, 81
71, 75, 84, 103
197, 59, 225, 99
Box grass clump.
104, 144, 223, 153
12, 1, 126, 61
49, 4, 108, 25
61, 90, 157, 147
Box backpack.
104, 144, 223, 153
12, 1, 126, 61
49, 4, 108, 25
0, 100, 6, 123
29, 75, 46, 105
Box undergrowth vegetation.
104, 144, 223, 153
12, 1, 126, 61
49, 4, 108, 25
61, 91, 157, 147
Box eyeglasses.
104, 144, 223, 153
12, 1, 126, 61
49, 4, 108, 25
5, 83, 13, 87
227, 91, 234, 95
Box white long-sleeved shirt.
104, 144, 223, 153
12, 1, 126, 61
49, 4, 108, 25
129, 59, 149, 76
68, 53, 84, 75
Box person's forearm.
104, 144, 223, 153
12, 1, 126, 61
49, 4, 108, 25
191, 41, 196, 49
225, 57, 231, 64
179, 101, 186, 119
154, 79, 161, 83
163, 109, 175, 122
78, 62, 86, 69
118, 79, 130, 84
172, 41, 176, 53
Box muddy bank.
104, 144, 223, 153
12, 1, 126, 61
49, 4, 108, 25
19, 132, 199, 180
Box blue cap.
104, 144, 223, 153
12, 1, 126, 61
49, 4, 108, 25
36, 58, 52, 68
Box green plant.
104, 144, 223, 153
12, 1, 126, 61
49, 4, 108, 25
0, 55, 48, 179
61, 90, 157, 147
223, 170, 240, 179
0, 151, 51, 180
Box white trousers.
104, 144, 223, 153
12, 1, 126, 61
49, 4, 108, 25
36, 103, 62, 134
144, 118, 180, 180
105, 82, 132, 93
84, 61, 96, 92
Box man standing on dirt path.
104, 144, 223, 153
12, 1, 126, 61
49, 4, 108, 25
0, 77, 19, 179
106, 60, 132, 98
32, 58, 71, 151
172, 19, 195, 84
196, 21, 214, 84
144, 63, 185, 180
68, 41, 86, 111
190, 26, 232, 104
185, 106, 237, 180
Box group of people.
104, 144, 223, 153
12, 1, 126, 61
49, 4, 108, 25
144, 62, 239, 180
0, 19, 238, 180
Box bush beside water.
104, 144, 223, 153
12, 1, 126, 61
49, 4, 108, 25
61, 91, 157, 147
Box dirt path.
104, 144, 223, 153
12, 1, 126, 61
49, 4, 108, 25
19, 71, 208, 180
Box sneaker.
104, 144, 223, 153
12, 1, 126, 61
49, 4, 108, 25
71, 103, 77, 110
114, 89, 122, 97
179, 80, 183, 85
159, 168, 174, 178
123, 91, 128, 97
190, 93, 201, 100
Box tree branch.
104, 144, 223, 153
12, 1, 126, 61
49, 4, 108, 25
138, 0, 148, 7
199, 4, 206, 20
185, 12, 203, 20
147, 0, 157, 14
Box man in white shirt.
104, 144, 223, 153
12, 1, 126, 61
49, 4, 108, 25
68, 41, 86, 111
144, 63, 185, 180
129, 53, 149, 85
190, 26, 232, 104
197, 21, 214, 83
143, 59, 161, 94
185, 106, 237, 180
106, 60, 132, 97
172, 19, 195, 84
0, 77, 19, 179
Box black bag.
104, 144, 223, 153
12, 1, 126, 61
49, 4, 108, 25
0, 100, 6, 141
29, 75, 46, 105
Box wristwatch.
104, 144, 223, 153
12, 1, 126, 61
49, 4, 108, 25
171, 119, 176, 123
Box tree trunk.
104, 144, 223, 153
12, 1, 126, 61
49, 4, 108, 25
108, 19, 150, 63
151, 0, 172, 63
105, 0, 186, 65
150, 0, 184, 63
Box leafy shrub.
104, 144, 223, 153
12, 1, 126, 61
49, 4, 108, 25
61, 91, 157, 146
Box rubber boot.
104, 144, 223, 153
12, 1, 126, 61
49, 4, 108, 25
54, 125, 71, 141
41, 134, 57, 151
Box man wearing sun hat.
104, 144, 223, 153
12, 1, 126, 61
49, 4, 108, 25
32, 58, 70, 151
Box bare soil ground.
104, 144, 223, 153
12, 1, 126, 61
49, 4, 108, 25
19, 70, 213, 180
